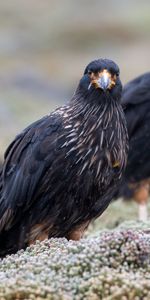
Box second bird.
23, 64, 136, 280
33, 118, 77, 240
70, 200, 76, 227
116, 72, 150, 221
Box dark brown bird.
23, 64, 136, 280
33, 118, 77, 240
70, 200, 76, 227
0, 59, 128, 256
116, 72, 150, 221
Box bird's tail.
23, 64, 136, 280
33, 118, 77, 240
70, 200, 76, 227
0, 223, 26, 258
0, 231, 10, 257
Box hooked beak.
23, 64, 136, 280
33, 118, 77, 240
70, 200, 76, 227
97, 70, 111, 90
88, 69, 115, 91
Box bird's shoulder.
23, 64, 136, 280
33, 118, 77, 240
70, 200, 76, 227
121, 73, 150, 137
5, 112, 63, 158
122, 72, 150, 107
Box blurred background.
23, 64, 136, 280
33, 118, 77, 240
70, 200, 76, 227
0, 0, 150, 225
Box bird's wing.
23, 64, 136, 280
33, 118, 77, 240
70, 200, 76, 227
0, 113, 63, 231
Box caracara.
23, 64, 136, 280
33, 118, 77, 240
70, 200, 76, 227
0, 59, 128, 256
117, 72, 150, 221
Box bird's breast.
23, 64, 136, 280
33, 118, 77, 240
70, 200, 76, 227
59, 103, 128, 190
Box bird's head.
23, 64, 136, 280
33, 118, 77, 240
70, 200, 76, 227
79, 59, 122, 100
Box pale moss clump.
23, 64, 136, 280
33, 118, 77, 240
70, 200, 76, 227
0, 223, 150, 299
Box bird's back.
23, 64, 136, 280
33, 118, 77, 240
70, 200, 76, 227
122, 73, 150, 182
115, 73, 150, 203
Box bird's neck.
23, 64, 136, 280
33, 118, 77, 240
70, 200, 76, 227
66, 89, 128, 171
69, 89, 118, 127
57, 88, 128, 182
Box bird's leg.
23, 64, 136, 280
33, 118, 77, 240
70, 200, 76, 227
66, 221, 90, 241
133, 180, 150, 222
138, 204, 148, 222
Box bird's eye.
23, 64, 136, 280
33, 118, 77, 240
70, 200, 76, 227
116, 72, 119, 77
88, 70, 92, 75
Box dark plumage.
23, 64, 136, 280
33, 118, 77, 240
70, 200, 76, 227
116, 72, 150, 220
0, 59, 128, 256
0, 162, 2, 194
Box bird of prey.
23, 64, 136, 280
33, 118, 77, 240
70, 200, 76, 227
0, 59, 128, 256
116, 72, 150, 221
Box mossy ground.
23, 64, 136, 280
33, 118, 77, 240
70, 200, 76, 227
1, 200, 150, 300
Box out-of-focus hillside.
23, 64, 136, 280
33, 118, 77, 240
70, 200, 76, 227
0, 0, 150, 156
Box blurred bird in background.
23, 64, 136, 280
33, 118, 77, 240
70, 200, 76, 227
0, 59, 128, 256
116, 72, 150, 221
